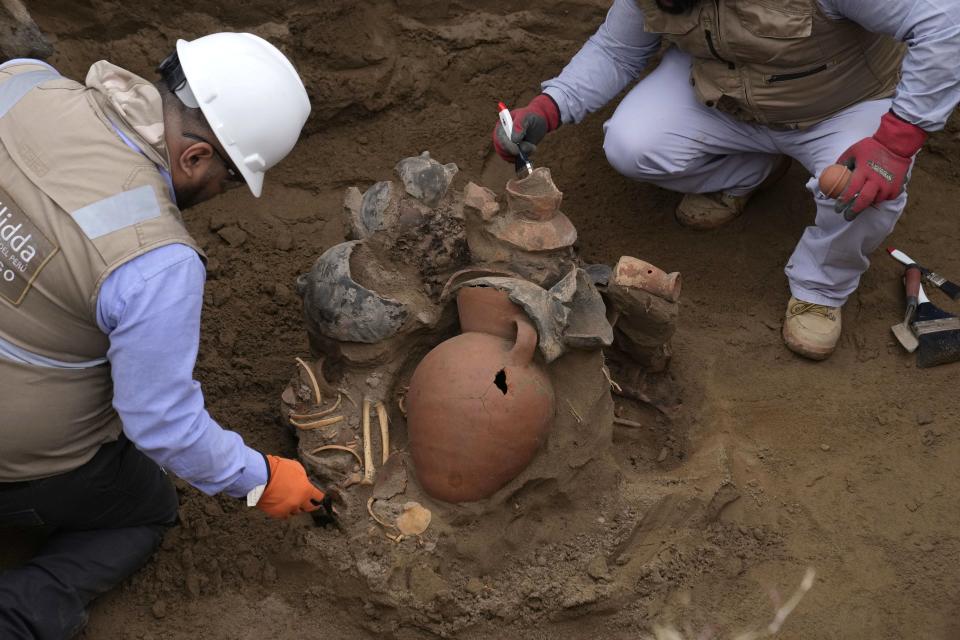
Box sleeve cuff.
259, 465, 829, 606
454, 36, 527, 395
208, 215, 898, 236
224, 447, 270, 498
541, 85, 573, 125
246, 483, 266, 507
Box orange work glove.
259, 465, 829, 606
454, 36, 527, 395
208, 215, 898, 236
256, 455, 326, 519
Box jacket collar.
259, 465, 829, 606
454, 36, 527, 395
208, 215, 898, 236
85, 61, 170, 171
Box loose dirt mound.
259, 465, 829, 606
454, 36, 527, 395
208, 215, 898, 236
10, 1, 960, 638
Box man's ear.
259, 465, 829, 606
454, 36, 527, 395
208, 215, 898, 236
178, 142, 214, 178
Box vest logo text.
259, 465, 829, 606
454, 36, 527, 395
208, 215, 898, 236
0, 188, 59, 306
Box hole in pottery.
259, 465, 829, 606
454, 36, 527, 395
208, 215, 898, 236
494, 369, 508, 394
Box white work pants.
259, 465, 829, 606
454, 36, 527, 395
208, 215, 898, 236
602, 48, 910, 307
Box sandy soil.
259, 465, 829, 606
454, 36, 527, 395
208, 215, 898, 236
10, 1, 960, 638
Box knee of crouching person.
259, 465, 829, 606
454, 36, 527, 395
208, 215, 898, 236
602, 119, 670, 180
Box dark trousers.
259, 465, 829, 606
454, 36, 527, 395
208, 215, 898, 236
0, 436, 178, 639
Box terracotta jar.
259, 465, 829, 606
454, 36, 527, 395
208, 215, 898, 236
456, 286, 523, 340
504, 167, 563, 222
489, 167, 577, 252
406, 313, 555, 503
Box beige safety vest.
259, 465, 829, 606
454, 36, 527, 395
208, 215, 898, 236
0, 60, 202, 481
635, 0, 905, 128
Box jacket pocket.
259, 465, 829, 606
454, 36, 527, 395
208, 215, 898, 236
737, 0, 812, 39
637, 0, 702, 35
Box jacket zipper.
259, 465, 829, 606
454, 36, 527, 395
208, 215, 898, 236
704, 29, 735, 70
705, 0, 734, 70
768, 64, 829, 83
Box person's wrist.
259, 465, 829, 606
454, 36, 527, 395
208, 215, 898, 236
247, 452, 272, 507
530, 93, 561, 132
874, 110, 927, 158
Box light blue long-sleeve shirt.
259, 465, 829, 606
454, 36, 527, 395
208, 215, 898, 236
96, 243, 267, 498
542, 0, 960, 132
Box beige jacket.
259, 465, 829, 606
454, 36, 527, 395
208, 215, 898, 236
634, 0, 905, 128
0, 60, 201, 481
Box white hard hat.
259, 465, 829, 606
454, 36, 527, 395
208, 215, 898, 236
175, 33, 310, 197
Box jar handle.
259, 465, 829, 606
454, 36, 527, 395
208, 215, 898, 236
508, 317, 538, 366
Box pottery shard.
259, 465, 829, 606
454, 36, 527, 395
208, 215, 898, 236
395, 151, 458, 208
614, 331, 672, 372
362, 181, 395, 228
613, 256, 681, 303
296, 241, 408, 343
463, 182, 500, 221
348, 181, 397, 239
607, 283, 678, 344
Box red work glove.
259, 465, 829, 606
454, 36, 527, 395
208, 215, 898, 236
492, 94, 561, 162
256, 455, 326, 519
835, 111, 927, 220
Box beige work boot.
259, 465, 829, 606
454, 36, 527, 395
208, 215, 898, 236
675, 155, 792, 230
782, 297, 842, 361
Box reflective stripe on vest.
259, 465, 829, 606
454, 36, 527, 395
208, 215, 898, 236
70, 184, 162, 240
0, 334, 107, 368
0, 67, 170, 237
0, 68, 61, 118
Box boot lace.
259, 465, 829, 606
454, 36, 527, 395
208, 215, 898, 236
788, 301, 837, 321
